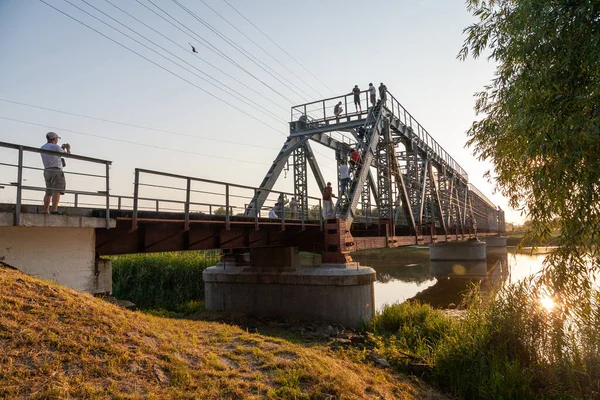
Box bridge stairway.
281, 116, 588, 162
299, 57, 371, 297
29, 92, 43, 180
334, 102, 385, 226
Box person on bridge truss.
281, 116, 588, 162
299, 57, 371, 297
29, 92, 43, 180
268, 203, 279, 219
322, 182, 336, 219
368, 83, 376, 107
379, 82, 387, 104
334, 101, 343, 122
339, 160, 351, 196
352, 85, 361, 113
40, 131, 70, 215
289, 197, 298, 219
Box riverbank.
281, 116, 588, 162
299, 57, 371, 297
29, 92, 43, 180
0, 266, 446, 399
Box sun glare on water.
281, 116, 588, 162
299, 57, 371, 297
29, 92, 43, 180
540, 296, 555, 311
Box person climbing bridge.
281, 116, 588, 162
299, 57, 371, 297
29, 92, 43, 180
349, 148, 362, 170
339, 160, 351, 196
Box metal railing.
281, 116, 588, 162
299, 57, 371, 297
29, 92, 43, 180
289, 90, 469, 181
383, 92, 469, 180
132, 168, 325, 231
0, 141, 112, 228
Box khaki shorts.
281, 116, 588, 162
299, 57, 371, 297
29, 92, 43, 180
44, 168, 66, 195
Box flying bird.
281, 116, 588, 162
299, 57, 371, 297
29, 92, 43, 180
189, 43, 198, 53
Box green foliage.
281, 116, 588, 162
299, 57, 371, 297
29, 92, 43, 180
111, 251, 220, 310
366, 283, 600, 399
459, 0, 600, 284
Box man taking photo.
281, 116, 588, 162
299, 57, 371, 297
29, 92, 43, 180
40, 131, 70, 214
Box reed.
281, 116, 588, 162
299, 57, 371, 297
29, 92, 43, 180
111, 250, 220, 310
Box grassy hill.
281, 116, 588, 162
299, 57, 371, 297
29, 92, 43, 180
0, 266, 444, 399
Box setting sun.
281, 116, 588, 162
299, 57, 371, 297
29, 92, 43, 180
540, 296, 555, 311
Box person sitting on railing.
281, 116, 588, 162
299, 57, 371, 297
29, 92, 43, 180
40, 131, 70, 215
322, 182, 336, 218
351, 85, 362, 113
368, 83, 376, 107
297, 114, 308, 130
334, 101, 343, 122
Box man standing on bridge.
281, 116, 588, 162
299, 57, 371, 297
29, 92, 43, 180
368, 83, 376, 107
379, 82, 387, 103
322, 182, 336, 219
40, 132, 70, 215
352, 85, 361, 113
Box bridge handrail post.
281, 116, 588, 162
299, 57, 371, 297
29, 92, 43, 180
184, 178, 191, 231
322, 101, 326, 122
105, 163, 110, 229
280, 191, 285, 231
132, 169, 139, 231
225, 184, 230, 230
74, 193, 79, 208
319, 199, 323, 231
253, 189, 259, 230
15, 146, 23, 226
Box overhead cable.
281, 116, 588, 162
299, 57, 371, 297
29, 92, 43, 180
0, 98, 280, 150
38, 0, 283, 134
103, 0, 288, 113
222, 0, 336, 95
172, 0, 313, 102
198, 0, 323, 98
144, 0, 297, 105
70, 0, 286, 124
0, 116, 272, 166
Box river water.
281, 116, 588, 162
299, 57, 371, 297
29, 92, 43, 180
352, 246, 550, 311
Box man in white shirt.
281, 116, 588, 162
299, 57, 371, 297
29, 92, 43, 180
40, 132, 70, 214
339, 161, 351, 196
368, 83, 376, 107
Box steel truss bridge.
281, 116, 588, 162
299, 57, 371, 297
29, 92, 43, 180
0, 89, 504, 262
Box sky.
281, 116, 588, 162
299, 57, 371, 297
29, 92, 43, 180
0, 0, 525, 224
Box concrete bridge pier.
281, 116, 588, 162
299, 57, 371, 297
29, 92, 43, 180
0, 212, 116, 294
203, 247, 376, 327
429, 239, 487, 262
485, 235, 507, 247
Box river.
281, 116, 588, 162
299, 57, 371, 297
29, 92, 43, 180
351, 246, 550, 311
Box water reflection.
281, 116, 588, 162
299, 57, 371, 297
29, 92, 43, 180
353, 246, 545, 310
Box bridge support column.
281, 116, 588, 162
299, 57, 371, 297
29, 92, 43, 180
429, 240, 487, 261
485, 235, 507, 247
203, 246, 376, 327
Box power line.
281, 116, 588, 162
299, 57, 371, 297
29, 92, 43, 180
69, 0, 287, 125
38, 0, 284, 134
222, 0, 336, 95
143, 0, 296, 106
197, 0, 323, 98
0, 98, 280, 150
172, 0, 315, 102
103, 0, 288, 114
0, 116, 271, 166
171, 0, 311, 103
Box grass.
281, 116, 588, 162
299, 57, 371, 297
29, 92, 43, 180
111, 251, 220, 311
0, 266, 446, 399
362, 284, 600, 399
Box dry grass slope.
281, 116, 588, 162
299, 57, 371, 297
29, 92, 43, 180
0, 267, 445, 399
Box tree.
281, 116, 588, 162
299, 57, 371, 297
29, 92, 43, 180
459, 0, 600, 292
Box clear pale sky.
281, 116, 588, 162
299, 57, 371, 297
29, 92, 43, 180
0, 0, 525, 223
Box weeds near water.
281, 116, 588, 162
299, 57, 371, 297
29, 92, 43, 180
367, 282, 600, 399
111, 251, 220, 310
